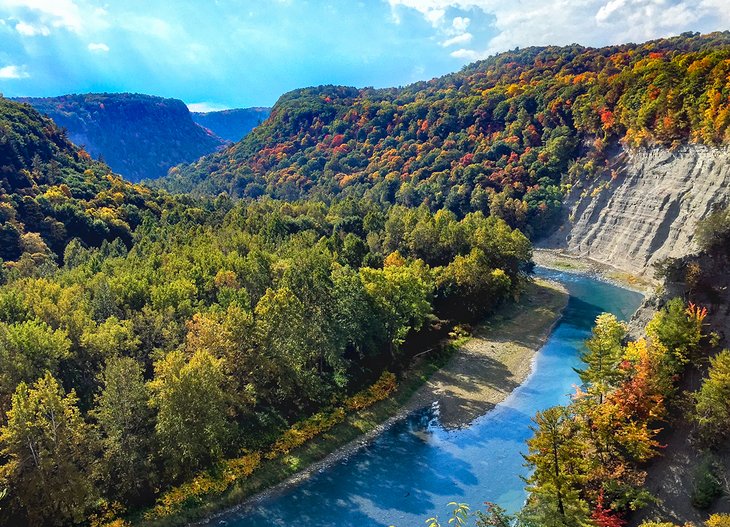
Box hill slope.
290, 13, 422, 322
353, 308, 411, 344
14, 93, 226, 182
0, 96, 167, 263
191, 107, 271, 142
160, 31, 730, 239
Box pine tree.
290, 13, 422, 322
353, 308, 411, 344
577, 313, 627, 402
524, 406, 589, 527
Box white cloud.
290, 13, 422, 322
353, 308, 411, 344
0, 64, 29, 79
3, 0, 84, 33
452, 16, 470, 32
442, 32, 472, 46
15, 20, 50, 36
388, 0, 730, 60
87, 42, 109, 52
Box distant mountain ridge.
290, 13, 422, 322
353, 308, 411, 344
13, 93, 227, 182
191, 107, 271, 142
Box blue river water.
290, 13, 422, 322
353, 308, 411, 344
217, 268, 643, 527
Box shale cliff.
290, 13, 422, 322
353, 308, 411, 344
543, 145, 730, 275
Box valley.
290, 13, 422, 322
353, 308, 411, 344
0, 28, 729, 527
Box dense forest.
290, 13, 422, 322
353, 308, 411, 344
14, 94, 226, 182
0, 97, 176, 263
191, 107, 272, 142
162, 31, 730, 238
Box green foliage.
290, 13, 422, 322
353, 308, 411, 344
93, 356, 155, 504
15, 93, 227, 182
691, 455, 724, 509
0, 373, 95, 525
0, 96, 173, 264
162, 33, 730, 240
523, 299, 706, 527
149, 349, 232, 479
696, 205, 730, 253
577, 313, 627, 400
693, 349, 730, 445
523, 406, 590, 527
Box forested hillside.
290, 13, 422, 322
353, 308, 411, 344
191, 107, 271, 142
14, 94, 226, 182
162, 31, 730, 238
0, 97, 172, 265
0, 94, 533, 526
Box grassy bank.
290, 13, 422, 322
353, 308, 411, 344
134, 279, 568, 527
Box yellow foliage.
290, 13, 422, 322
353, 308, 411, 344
706, 514, 730, 527
345, 371, 397, 411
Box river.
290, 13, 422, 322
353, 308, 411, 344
214, 268, 644, 527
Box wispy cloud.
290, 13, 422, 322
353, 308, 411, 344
15, 20, 50, 36
4, 0, 84, 33
88, 42, 110, 53
442, 32, 472, 47
0, 65, 30, 79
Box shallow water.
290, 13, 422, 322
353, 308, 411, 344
217, 268, 644, 527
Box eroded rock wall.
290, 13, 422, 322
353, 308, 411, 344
542, 145, 730, 275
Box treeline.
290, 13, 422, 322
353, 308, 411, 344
162, 32, 730, 238
0, 196, 531, 526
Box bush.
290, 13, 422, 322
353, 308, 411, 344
691, 455, 723, 509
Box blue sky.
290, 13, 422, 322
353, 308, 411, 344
0, 0, 728, 110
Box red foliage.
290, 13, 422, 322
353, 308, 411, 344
592, 490, 626, 527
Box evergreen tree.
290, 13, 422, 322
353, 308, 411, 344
524, 406, 589, 527
577, 313, 626, 402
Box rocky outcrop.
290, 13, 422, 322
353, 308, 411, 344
542, 145, 730, 275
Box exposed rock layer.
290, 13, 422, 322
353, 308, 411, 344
542, 145, 730, 275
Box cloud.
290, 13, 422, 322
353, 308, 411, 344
3, 0, 84, 33
88, 42, 110, 52
388, 0, 730, 60
15, 20, 50, 36
442, 32, 472, 46
0, 65, 29, 79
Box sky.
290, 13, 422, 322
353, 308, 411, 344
0, 0, 728, 110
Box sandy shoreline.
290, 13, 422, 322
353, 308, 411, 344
533, 248, 654, 294
192, 278, 569, 525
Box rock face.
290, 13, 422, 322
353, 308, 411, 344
542, 145, 730, 275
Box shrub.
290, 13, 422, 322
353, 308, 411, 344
691, 455, 723, 509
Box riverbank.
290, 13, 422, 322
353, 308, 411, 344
403, 277, 569, 429
143, 278, 569, 527
533, 248, 654, 294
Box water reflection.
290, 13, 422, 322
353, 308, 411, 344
216, 269, 643, 527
